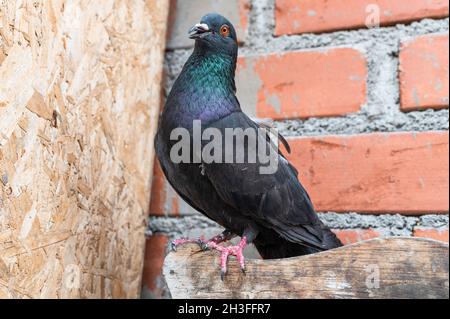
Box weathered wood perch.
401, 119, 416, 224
163, 237, 449, 299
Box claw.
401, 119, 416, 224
170, 234, 247, 280
207, 236, 247, 280
200, 241, 209, 251
170, 237, 204, 252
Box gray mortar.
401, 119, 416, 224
148, 213, 448, 239
418, 214, 449, 227
274, 109, 448, 137
318, 212, 419, 230
147, 214, 222, 238
245, 0, 275, 46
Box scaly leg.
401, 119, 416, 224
204, 226, 258, 280
206, 236, 248, 280
199, 229, 236, 250
170, 229, 235, 251
170, 237, 204, 251
171, 226, 257, 280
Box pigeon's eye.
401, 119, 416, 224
220, 25, 230, 37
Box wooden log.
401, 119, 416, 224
0, 0, 168, 298
163, 237, 449, 299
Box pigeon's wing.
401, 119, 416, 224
155, 131, 211, 217
201, 111, 327, 249
252, 118, 291, 154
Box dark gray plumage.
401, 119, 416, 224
155, 13, 342, 262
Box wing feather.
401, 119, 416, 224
202, 112, 327, 249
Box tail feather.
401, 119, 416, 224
255, 226, 342, 259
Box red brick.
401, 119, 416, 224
149, 161, 172, 217
236, 48, 367, 120
400, 33, 449, 111
141, 234, 169, 298
286, 131, 449, 213
275, 0, 449, 35
333, 229, 381, 245
150, 131, 449, 215
413, 227, 449, 242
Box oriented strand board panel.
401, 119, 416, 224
0, 0, 168, 298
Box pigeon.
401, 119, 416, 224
155, 13, 342, 279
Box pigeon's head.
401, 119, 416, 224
188, 13, 238, 57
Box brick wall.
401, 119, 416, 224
142, 0, 449, 298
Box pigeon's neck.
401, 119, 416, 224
185, 50, 237, 94
164, 50, 240, 126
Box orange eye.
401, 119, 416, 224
220, 25, 230, 37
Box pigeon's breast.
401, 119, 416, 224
163, 83, 239, 130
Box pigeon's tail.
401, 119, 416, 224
254, 226, 343, 259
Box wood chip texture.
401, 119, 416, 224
0, 0, 168, 298
164, 237, 449, 299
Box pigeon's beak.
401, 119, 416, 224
188, 23, 211, 39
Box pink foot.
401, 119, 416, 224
171, 230, 236, 252
208, 233, 229, 245
206, 236, 247, 280
170, 237, 205, 251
